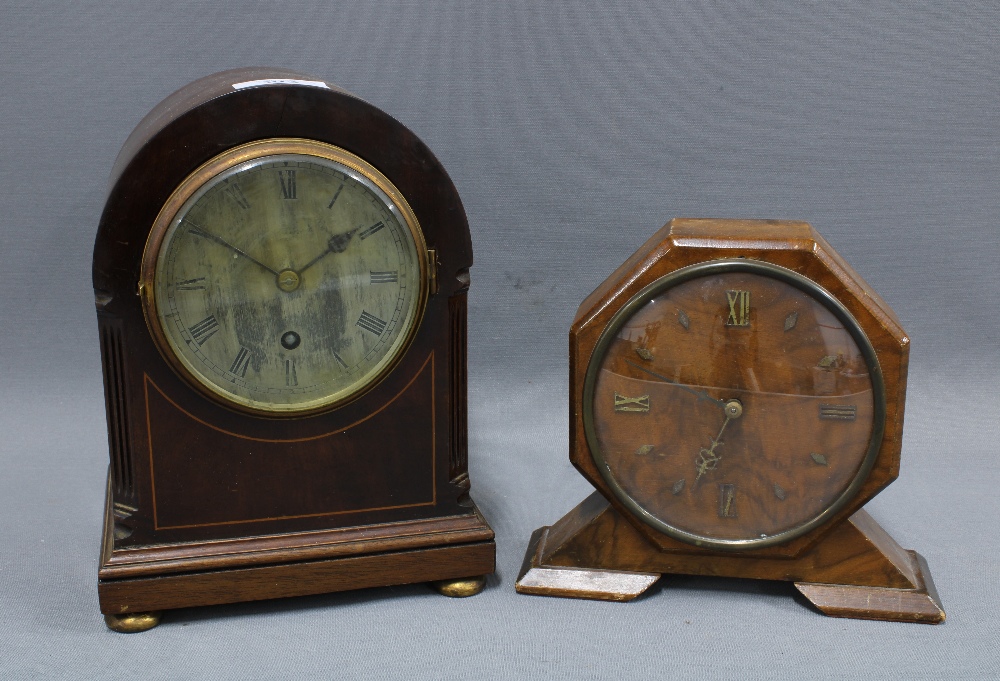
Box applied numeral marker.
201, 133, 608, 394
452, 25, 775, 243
278, 169, 296, 199
774, 483, 787, 501
356, 310, 387, 336
285, 359, 297, 387
718, 484, 737, 518
635, 347, 653, 361
614, 392, 649, 413
333, 352, 348, 369
176, 277, 206, 291
726, 290, 751, 327
820, 404, 857, 420
327, 183, 344, 209
188, 315, 219, 345
358, 221, 385, 240
672, 479, 686, 495
225, 183, 250, 209
678, 309, 690, 330
370, 270, 399, 284
784, 311, 798, 331
229, 347, 251, 378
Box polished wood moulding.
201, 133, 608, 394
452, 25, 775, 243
515, 492, 944, 624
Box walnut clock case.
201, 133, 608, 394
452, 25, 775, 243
93, 69, 494, 632
515, 219, 944, 624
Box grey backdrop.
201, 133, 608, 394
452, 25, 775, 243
1, 1, 998, 678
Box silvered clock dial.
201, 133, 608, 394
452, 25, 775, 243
141, 139, 427, 415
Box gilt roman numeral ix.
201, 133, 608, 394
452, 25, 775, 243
726, 290, 751, 326
614, 393, 649, 413
188, 315, 219, 345
370, 270, 398, 284
278, 169, 296, 199
357, 310, 387, 336
820, 404, 857, 421
229, 346, 251, 378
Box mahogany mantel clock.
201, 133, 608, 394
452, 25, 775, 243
515, 218, 944, 624
93, 69, 494, 632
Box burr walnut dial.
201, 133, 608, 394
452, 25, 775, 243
141, 138, 427, 415
583, 259, 886, 550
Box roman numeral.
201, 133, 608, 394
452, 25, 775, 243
285, 359, 297, 386
333, 352, 348, 369
726, 290, 751, 326
224, 182, 250, 209
820, 404, 857, 420
327, 182, 344, 209
613, 392, 649, 413
359, 221, 385, 240
229, 346, 251, 378
718, 484, 737, 518
370, 270, 398, 284
188, 315, 219, 345
356, 310, 387, 336
278, 169, 296, 199
176, 277, 206, 290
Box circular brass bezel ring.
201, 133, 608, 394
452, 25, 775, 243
139, 138, 429, 418
582, 258, 887, 551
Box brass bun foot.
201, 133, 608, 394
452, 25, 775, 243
430, 575, 487, 598
104, 611, 162, 633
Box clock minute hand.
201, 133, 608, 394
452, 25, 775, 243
623, 360, 726, 409
186, 222, 279, 276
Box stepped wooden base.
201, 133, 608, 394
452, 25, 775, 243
100, 480, 495, 631
515, 492, 944, 624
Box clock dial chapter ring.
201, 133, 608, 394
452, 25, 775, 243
582, 259, 887, 551
139, 139, 429, 417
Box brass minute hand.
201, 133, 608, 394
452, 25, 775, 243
185, 221, 279, 276
695, 399, 744, 480
623, 360, 726, 409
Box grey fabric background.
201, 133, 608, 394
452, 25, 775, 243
1, 1, 998, 678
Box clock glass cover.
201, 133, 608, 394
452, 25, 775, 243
141, 139, 427, 415
584, 260, 886, 549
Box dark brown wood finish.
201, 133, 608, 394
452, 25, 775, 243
94, 69, 493, 623
516, 219, 942, 623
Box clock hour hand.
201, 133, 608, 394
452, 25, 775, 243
695, 399, 744, 480
623, 360, 726, 409
298, 228, 359, 274
185, 221, 279, 276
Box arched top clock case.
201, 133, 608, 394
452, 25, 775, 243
94, 69, 493, 620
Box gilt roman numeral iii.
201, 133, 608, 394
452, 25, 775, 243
820, 404, 857, 421
356, 310, 387, 336
278, 169, 296, 199
229, 346, 251, 378
614, 393, 649, 413
726, 290, 751, 326
718, 484, 737, 518
188, 315, 219, 345
370, 270, 398, 284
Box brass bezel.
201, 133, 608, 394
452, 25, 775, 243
140, 138, 430, 418
582, 259, 887, 551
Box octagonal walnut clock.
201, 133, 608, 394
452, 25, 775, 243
515, 218, 944, 624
